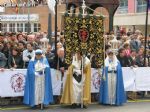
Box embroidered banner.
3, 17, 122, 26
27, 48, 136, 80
64, 15, 104, 67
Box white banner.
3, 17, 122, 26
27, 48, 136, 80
51, 69, 62, 95
122, 67, 136, 91
0, 69, 26, 97
0, 67, 150, 97
0, 14, 39, 22
136, 67, 150, 91
91, 68, 102, 93
0, 69, 63, 97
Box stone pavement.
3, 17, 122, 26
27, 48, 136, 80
0, 101, 150, 112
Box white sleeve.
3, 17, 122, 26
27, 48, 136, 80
23, 50, 29, 62
32, 50, 35, 59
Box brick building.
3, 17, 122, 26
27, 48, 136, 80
0, 3, 110, 33
0, 4, 66, 33
1, 0, 149, 34
114, 0, 150, 34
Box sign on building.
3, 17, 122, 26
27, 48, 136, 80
0, 14, 39, 22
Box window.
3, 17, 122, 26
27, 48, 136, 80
0, 22, 40, 33
17, 23, 23, 32
137, 0, 146, 13
1, 23, 7, 32
25, 23, 31, 33
9, 23, 15, 32
34, 23, 41, 32
117, 0, 128, 14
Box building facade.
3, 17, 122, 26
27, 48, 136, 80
114, 0, 150, 34
0, 4, 66, 33
0, 0, 149, 34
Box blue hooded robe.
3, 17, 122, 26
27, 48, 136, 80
99, 62, 126, 105
23, 57, 53, 107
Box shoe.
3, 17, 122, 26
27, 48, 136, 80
83, 105, 87, 109
31, 105, 37, 109
78, 104, 87, 109
71, 103, 77, 109
43, 105, 49, 109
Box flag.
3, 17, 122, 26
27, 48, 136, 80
47, 0, 56, 15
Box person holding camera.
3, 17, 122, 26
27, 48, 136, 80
23, 43, 35, 68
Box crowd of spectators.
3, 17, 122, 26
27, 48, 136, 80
0, 28, 149, 71
0, 31, 66, 72
105, 29, 150, 67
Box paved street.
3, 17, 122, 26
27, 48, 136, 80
1, 102, 150, 112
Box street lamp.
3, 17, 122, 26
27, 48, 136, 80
27, 0, 30, 34
0, 18, 1, 32
55, 0, 58, 55
144, 0, 149, 66
54, 0, 64, 55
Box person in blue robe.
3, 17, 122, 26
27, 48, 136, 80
99, 51, 126, 106
23, 49, 53, 108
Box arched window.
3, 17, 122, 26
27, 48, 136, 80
117, 0, 128, 14
136, 0, 146, 13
